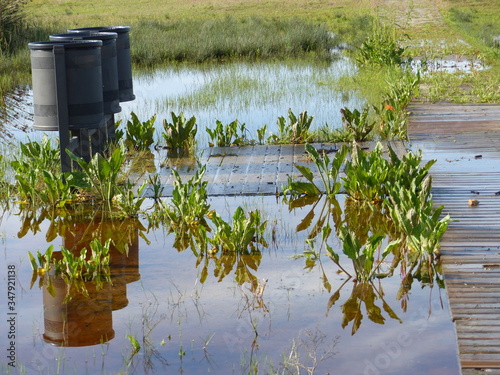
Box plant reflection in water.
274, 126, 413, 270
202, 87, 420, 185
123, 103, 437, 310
22, 206, 145, 347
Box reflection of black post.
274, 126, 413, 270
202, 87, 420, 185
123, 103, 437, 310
53, 45, 71, 172
43, 274, 115, 347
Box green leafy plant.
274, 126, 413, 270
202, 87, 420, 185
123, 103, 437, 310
386, 176, 450, 256
124, 112, 156, 151
339, 106, 375, 142
374, 70, 420, 140
356, 20, 408, 67
284, 144, 348, 198
68, 146, 126, 203
152, 164, 211, 252
269, 109, 314, 144
342, 143, 390, 202
11, 137, 60, 174
147, 173, 164, 201
256, 124, 268, 145
162, 111, 197, 156
209, 206, 268, 253
11, 138, 79, 206
206, 119, 248, 147
114, 180, 147, 217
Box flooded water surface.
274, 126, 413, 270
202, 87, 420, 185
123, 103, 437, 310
0, 59, 460, 374
0, 195, 459, 375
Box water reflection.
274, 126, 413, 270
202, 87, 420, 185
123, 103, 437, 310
24, 208, 145, 346
326, 278, 401, 336
287, 194, 445, 332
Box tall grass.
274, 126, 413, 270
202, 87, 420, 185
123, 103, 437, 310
132, 16, 336, 66
0, 0, 30, 54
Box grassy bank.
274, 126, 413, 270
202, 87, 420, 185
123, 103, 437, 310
0, 0, 499, 104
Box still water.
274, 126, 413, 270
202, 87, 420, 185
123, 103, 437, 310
3, 57, 363, 145
0, 195, 459, 375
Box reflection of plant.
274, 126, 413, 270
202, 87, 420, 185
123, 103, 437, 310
162, 111, 197, 156
206, 119, 248, 147
269, 109, 313, 144
124, 112, 156, 151
28, 239, 111, 298
327, 279, 402, 335
339, 106, 375, 142
285, 144, 348, 198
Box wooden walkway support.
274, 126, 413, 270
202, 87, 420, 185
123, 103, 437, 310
409, 102, 500, 375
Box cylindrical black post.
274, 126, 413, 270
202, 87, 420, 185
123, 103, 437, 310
68, 26, 135, 102
28, 40, 105, 131
50, 32, 121, 115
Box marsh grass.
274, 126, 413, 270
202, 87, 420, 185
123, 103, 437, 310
133, 17, 336, 66
421, 69, 500, 103
444, 1, 500, 52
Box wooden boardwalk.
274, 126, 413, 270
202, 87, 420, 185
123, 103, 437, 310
409, 103, 500, 374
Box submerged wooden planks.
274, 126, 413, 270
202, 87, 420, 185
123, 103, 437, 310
140, 143, 340, 197
408, 102, 500, 375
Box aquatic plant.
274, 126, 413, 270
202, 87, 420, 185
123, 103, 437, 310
206, 119, 248, 147
342, 143, 390, 202
210, 206, 268, 253
161, 111, 197, 156
386, 176, 450, 256
147, 173, 164, 201
269, 109, 314, 144
124, 112, 156, 151
284, 143, 348, 198
11, 138, 79, 206
161, 164, 210, 229
68, 146, 126, 203
114, 180, 147, 217
374, 70, 420, 140
339, 106, 375, 142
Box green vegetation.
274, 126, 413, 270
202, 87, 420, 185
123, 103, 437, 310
161, 111, 198, 156
269, 109, 314, 144
133, 17, 335, 65
206, 119, 249, 147
285, 143, 348, 198
124, 112, 156, 151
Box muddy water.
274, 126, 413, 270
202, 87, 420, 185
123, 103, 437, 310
0, 195, 459, 374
